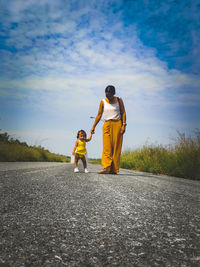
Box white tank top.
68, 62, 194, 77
102, 98, 121, 121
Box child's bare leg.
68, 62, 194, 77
81, 155, 87, 169
74, 154, 79, 168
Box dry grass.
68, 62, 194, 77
120, 131, 200, 180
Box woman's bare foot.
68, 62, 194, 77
98, 168, 110, 174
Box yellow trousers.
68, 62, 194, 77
102, 120, 123, 173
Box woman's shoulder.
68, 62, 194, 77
117, 96, 124, 103
100, 99, 105, 105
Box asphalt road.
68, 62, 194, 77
0, 162, 200, 267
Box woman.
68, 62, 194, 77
90, 85, 127, 174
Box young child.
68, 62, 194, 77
72, 130, 93, 173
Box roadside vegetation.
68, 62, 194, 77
0, 132, 70, 162
1, 131, 199, 180
120, 131, 200, 180
88, 158, 101, 165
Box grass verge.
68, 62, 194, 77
0, 132, 70, 162
120, 131, 200, 180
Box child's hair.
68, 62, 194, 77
77, 130, 87, 139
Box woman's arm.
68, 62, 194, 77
119, 98, 127, 134
90, 100, 104, 134
72, 140, 78, 155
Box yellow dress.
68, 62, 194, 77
102, 120, 123, 173
76, 140, 87, 157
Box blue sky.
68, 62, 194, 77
0, 0, 200, 158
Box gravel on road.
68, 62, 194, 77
0, 162, 200, 266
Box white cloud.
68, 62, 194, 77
2, 16, 200, 105
1, 66, 199, 96
1, 40, 200, 107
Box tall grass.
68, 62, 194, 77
0, 132, 70, 162
120, 131, 200, 180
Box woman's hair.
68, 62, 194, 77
77, 130, 87, 139
105, 85, 116, 95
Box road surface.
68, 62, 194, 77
0, 162, 200, 266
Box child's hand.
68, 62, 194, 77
72, 151, 75, 155
86, 133, 93, 142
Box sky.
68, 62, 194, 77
0, 0, 200, 158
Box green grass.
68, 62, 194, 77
88, 158, 101, 164
120, 131, 200, 180
0, 132, 70, 162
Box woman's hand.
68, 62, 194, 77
90, 127, 95, 134
120, 125, 126, 135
